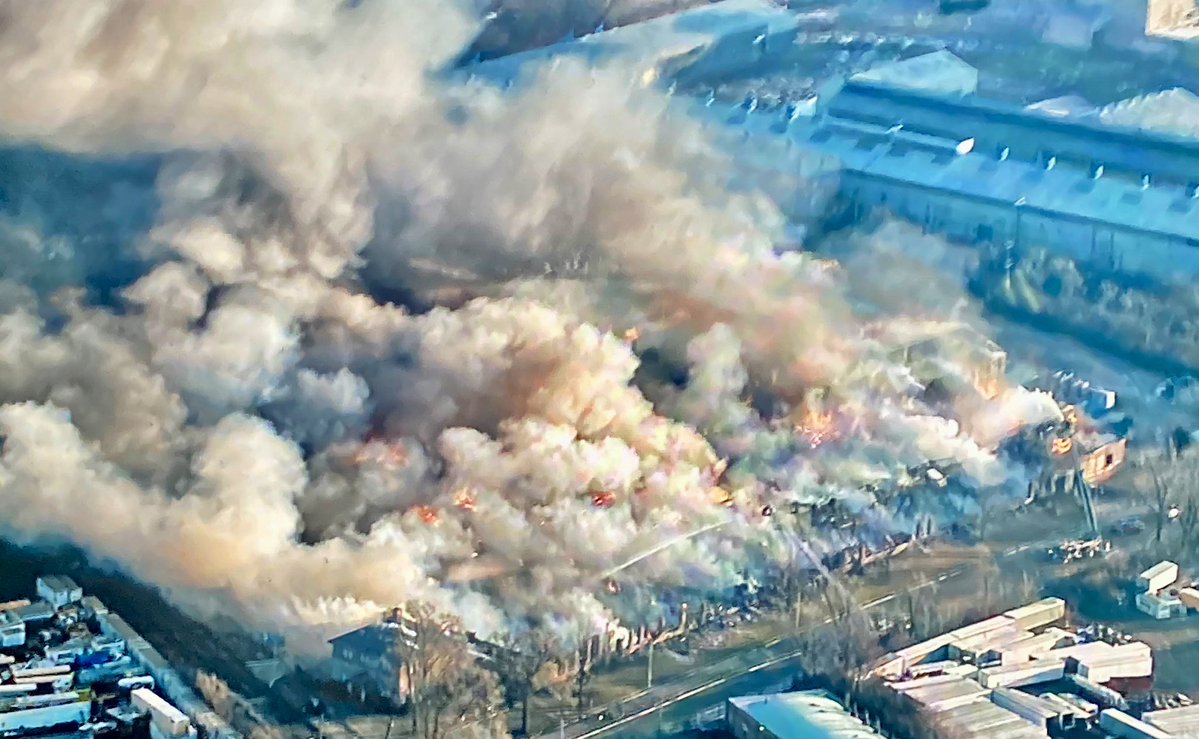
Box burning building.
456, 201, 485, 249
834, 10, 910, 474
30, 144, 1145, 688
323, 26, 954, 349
1002, 405, 1128, 493
871, 319, 1007, 401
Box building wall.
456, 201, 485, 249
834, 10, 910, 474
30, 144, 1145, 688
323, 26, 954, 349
0, 701, 91, 733
841, 171, 1199, 283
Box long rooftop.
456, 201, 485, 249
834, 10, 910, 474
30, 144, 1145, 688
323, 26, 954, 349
466, 0, 798, 86
728, 690, 884, 738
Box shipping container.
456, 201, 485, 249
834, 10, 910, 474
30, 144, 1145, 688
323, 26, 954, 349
990, 687, 1071, 730
1178, 587, 1199, 610
1003, 598, 1067, 631
1138, 561, 1179, 592
977, 659, 1065, 689
1099, 709, 1171, 739
0, 699, 90, 734
904, 677, 989, 712
1143, 704, 1199, 736
131, 687, 191, 737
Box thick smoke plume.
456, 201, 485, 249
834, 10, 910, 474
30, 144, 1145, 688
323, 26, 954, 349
0, 0, 1044, 644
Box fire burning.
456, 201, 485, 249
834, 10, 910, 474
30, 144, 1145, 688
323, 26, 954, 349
453, 488, 477, 512
353, 438, 410, 467
591, 491, 617, 509
414, 506, 441, 525
795, 406, 837, 448
1051, 437, 1074, 456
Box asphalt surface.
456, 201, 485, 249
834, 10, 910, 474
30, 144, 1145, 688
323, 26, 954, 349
534, 541, 1043, 739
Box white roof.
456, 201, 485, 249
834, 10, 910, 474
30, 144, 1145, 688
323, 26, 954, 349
1025, 95, 1097, 119
852, 51, 978, 96
1100, 89, 1199, 138
469, 0, 797, 84
728, 691, 884, 738
1144, 704, 1199, 735
1139, 560, 1180, 580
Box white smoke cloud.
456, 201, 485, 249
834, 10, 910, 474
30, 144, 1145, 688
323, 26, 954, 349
0, 0, 1043, 646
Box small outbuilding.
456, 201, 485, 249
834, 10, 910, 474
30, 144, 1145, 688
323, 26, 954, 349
36, 576, 82, 609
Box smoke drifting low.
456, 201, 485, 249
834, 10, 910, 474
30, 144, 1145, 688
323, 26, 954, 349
0, 0, 1050, 642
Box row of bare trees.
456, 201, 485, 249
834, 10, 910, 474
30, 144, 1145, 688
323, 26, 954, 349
389, 602, 602, 739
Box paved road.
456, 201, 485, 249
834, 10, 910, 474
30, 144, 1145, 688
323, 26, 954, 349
533, 541, 1043, 739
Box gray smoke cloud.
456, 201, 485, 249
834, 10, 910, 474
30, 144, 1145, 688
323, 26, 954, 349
0, 0, 1045, 645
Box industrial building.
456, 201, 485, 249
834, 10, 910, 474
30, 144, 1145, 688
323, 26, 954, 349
868, 598, 1178, 737
1146, 0, 1199, 41
725, 690, 885, 739
466, 0, 800, 89
719, 51, 1199, 285
0, 577, 239, 739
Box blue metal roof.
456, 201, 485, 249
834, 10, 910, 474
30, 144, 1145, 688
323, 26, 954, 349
729, 691, 884, 738
829, 81, 1199, 187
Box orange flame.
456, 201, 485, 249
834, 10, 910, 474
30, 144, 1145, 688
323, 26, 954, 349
592, 491, 617, 509
623, 327, 641, 344
453, 489, 477, 512
414, 506, 440, 524
354, 440, 409, 467
795, 406, 836, 447
1051, 437, 1073, 456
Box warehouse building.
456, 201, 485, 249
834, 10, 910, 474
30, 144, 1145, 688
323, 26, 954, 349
724, 52, 1199, 285
868, 599, 1165, 738
725, 690, 885, 739
466, 0, 800, 89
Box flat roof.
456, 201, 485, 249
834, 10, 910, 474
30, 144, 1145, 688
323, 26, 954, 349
37, 575, 80, 592
784, 116, 1199, 244
728, 690, 885, 738
468, 0, 797, 84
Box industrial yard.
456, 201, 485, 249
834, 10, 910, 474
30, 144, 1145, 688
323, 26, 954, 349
4, 1, 1199, 739
0, 575, 237, 739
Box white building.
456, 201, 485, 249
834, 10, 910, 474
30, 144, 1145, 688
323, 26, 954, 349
36, 575, 82, 609
0, 611, 24, 648
851, 51, 979, 97
1138, 561, 1179, 593
726, 690, 885, 739
1136, 590, 1186, 619
0, 697, 91, 734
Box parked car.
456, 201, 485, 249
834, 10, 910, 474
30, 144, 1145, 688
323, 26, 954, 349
1109, 518, 1146, 536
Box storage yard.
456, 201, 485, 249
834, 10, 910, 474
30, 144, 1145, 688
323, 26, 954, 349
868, 597, 1191, 738
0, 576, 238, 739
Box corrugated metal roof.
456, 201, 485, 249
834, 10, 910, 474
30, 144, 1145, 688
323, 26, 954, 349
1144, 703, 1199, 734
852, 51, 978, 96
468, 0, 797, 85
782, 117, 1199, 243
728, 690, 884, 738
1099, 88, 1199, 138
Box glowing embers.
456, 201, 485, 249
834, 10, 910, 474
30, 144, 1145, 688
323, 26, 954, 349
795, 405, 838, 448
793, 387, 840, 449
353, 435, 410, 467
1051, 437, 1074, 456
592, 491, 617, 509
414, 505, 440, 524
453, 488, 477, 512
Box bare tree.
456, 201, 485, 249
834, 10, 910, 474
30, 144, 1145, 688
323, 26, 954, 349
573, 628, 596, 719
196, 671, 234, 723
1150, 468, 1171, 544
978, 555, 1003, 613
393, 602, 508, 739
495, 628, 563, 737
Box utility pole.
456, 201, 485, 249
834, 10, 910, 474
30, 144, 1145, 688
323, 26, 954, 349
647, 642, 654, 689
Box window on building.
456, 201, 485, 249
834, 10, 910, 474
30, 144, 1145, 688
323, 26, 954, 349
1105, 452, 1114, 468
